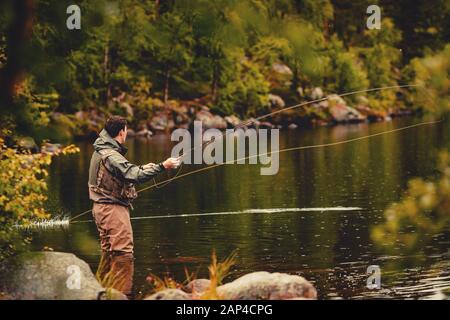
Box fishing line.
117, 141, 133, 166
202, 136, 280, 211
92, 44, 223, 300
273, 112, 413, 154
67, 117, 441, 224
137, 119, 442, 193
180, 84, 422, 160
151, 84, 422, 189
74, 207, 364, 223
66, 84, 437, 224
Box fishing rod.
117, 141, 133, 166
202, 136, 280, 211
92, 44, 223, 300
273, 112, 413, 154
151, 84, 423, 189
139, 119, 442, 192
180, 84, 423, 161
32, 83, 436, 226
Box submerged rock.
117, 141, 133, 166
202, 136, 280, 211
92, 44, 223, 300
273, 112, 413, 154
217, 271, 317, 300
0, 251, 125, 300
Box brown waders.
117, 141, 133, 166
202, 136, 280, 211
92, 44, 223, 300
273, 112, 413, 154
92, 203, 134, 253
93, 203, 134, 297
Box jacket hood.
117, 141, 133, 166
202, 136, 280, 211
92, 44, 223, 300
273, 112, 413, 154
93, 129, 127, 155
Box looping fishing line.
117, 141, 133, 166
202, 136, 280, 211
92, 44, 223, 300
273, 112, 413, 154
69, 84, 435, 223
139, 119, 442, 192
150, 84, 424, 189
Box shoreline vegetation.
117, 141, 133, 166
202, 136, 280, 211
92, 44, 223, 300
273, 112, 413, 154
2, 1, 446, 147
15, 85, 418, 150
68, 87, 416, 140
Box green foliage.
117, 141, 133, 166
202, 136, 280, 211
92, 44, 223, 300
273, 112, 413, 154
405, 44, 450, 115
0, 135, 79, 261
296, 0, 334, 31
214, 49, 270, 117
0, 0, 448, 133
372, 152, 450, 251
324, 36, 369, 94
360, 18, 402, 87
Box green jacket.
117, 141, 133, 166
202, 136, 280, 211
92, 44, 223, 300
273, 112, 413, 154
88, 129, 165, 206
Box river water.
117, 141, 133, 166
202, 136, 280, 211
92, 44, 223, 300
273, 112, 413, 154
31, 117, 450, 299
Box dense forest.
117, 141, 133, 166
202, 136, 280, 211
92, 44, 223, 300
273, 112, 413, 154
0, 0, 449, 142
0, 1, 449, 263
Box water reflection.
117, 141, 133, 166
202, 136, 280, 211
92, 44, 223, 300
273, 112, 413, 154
96, 252, 134, 298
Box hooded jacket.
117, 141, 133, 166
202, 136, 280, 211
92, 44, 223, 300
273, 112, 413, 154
88, 129, 165, 207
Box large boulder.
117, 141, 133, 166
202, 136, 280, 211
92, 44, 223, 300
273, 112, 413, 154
329, 104, 366, 123
185, 279, 211, 298
327, 94, 366, 123
217, 271, 317, 300
143, 272, 317, 300
0, 251, 125, 300
196, 110, 227, 129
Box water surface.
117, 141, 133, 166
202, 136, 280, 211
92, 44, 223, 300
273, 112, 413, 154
32, 118, 450, 299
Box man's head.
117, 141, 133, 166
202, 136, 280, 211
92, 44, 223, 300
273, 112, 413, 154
105, 116, 127, 144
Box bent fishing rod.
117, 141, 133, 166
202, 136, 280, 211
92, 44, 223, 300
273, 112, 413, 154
150, 84, 426, 189
65, 84, 437, 223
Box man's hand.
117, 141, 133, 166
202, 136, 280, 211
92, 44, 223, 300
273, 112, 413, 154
162, 157, 181, 169
142, 162, 157, 170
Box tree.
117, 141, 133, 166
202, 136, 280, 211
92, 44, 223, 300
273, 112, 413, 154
145, 6, 194, 105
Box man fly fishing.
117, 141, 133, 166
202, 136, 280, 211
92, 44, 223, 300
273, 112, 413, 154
88, 116, 180, 255
88, 116, 180, 296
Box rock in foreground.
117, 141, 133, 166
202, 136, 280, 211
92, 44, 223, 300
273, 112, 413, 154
0, 251, 126, 300
217, 271, 317, 300
146, 271, 317, 300
145, 289, 191, 300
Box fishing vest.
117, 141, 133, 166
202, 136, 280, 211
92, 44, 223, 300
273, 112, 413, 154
90, 149, 138, 205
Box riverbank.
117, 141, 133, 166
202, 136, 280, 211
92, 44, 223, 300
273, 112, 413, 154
72, 92, 414, 140
19, 90, 415, 151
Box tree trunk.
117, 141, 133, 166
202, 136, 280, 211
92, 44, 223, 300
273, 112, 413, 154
163, 67, 170, 107
211, 63, 219, 103
0, 0, 35, 109
104, 42, 111, 106
291, 64, 300, 97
